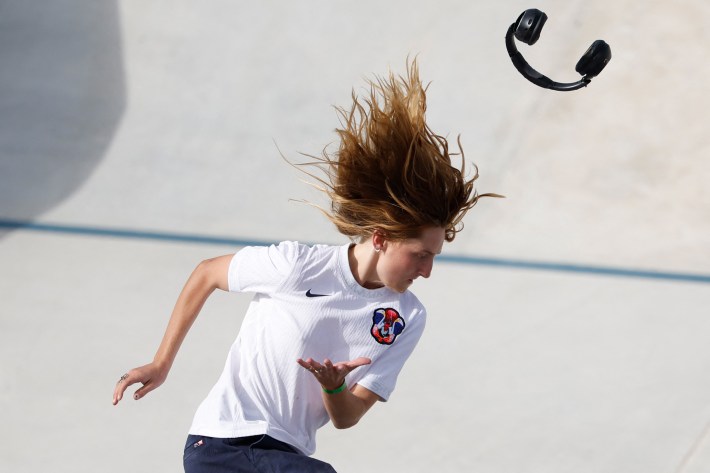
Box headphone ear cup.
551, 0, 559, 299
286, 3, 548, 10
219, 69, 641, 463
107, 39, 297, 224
514, 9, 548, 45
575, 40, 612, 77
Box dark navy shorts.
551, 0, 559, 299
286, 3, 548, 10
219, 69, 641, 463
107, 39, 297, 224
183, 434, 337, 473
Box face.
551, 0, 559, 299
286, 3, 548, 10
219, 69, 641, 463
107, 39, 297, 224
377, 226, 445, 293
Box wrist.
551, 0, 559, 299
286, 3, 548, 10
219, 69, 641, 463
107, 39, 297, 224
322, 380, 347, 394
152, 355, 173, 374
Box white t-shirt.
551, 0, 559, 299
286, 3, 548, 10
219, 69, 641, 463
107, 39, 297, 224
188, 241, 426, 455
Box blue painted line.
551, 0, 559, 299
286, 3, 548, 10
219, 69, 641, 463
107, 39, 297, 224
2, 218, 709, 284
436, 254, 710, 284
0, 218, 268, 248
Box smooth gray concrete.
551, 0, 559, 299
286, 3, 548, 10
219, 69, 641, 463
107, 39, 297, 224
2, 1, 709, 472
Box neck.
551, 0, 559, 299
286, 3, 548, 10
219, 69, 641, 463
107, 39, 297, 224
348, 242, 383, 289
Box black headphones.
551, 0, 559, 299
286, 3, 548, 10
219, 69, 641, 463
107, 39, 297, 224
505, 9, 612, 91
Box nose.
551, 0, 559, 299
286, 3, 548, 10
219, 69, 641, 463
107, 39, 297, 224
419, 259, 434, 279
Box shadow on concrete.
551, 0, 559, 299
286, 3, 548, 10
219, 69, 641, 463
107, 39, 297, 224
0, 1, 125, 238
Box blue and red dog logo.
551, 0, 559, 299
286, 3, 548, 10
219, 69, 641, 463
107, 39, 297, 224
371, 308, 405, 345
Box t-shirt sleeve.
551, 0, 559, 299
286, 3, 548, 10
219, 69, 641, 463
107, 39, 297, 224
227, 241, 302, 294
354, 305, 427, 402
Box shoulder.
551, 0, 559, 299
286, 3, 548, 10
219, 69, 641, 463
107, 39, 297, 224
235, 241, 342, 273
400, 290, 425, 314
235, 240, 304, 266
403, 291, 427, 328
384, 289, 426, 332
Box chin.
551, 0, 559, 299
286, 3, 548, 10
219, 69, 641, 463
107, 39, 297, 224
395, 280, 414, 293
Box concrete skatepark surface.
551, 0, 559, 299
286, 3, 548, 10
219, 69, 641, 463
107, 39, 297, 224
2, 1, 709, 472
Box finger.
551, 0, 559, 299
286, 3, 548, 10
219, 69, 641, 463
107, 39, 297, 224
112, 385, 124, 405
346, 357, 372, 369
297, 358, 322, 375
297, 358, 318, 371
133, 380, 156, 400
112, 373, 132, 405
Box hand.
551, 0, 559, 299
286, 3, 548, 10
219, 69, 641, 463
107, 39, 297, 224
296, 356, 371, 391
112, 362, 168, 405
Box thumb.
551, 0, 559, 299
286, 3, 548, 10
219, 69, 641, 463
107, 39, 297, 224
133, 380, 158, 400
348, 357, 372, 368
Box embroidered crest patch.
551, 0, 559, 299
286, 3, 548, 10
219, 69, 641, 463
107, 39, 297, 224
370, 308, 405, 345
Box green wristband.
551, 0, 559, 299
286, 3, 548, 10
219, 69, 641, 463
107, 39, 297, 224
322, 381, 347, 394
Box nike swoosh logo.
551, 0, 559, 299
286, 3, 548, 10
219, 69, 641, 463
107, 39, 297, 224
306, 289, 330, 298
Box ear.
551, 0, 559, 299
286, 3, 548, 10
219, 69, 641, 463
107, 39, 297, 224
371, 229, 387, 252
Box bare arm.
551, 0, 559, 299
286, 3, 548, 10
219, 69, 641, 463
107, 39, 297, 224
297, 357, 380, 429
112, 254, 233, 405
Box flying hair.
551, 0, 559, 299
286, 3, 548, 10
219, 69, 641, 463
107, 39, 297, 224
292, 59, 501, 242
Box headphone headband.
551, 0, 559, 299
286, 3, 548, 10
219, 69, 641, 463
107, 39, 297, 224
505, 9, 611, 92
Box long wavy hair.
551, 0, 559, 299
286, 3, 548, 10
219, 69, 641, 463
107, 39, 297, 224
295, 60, 500, 242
